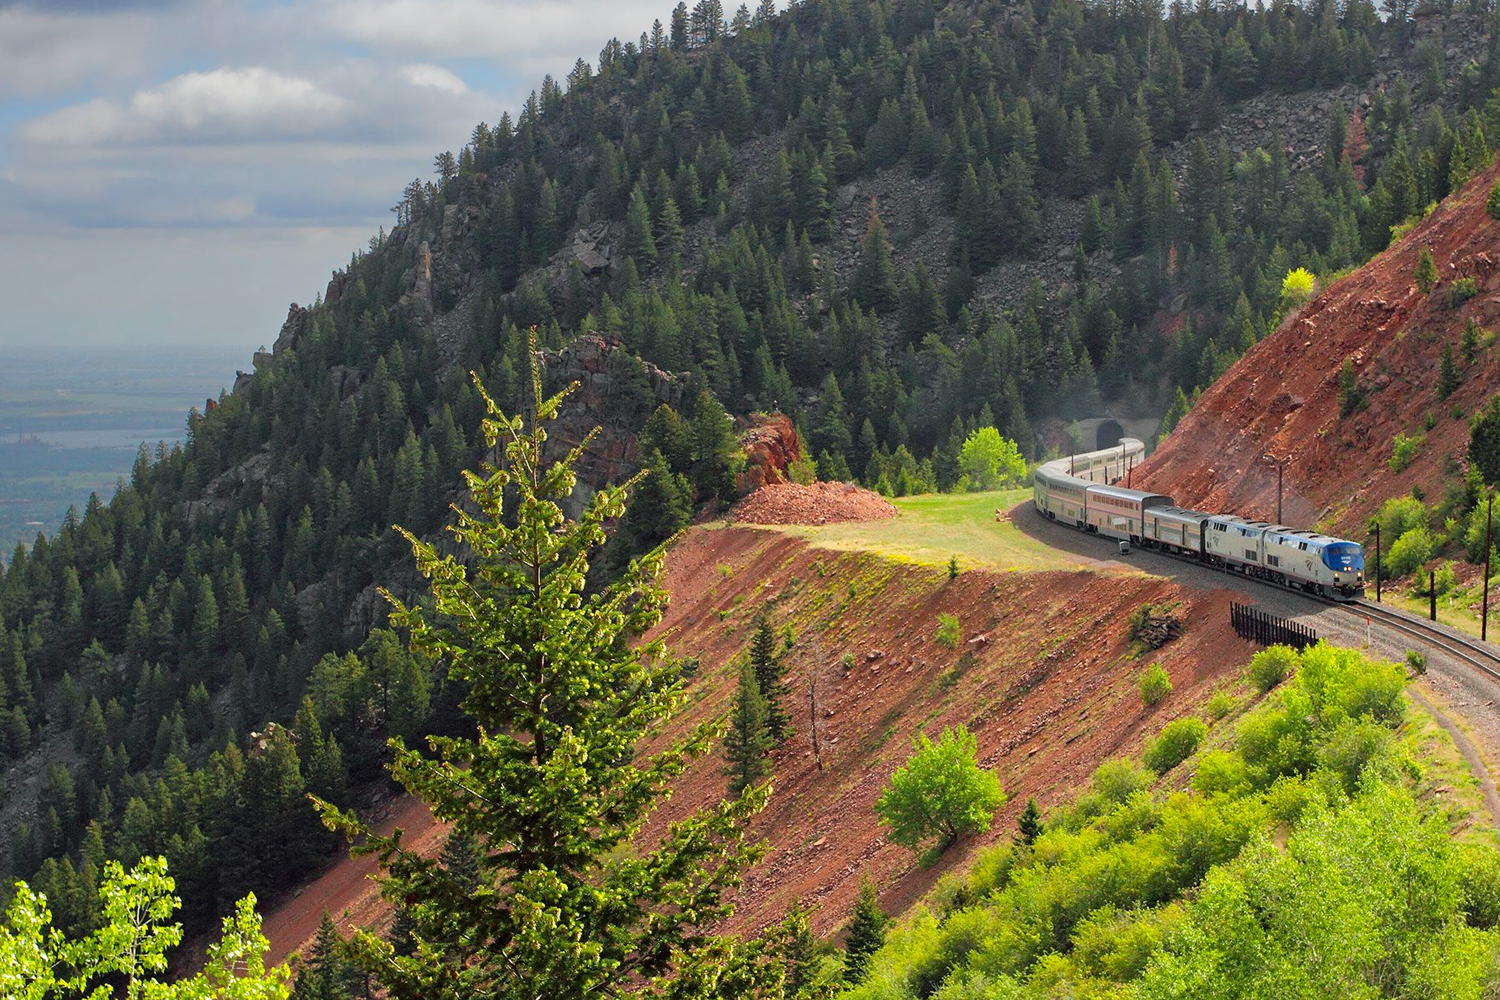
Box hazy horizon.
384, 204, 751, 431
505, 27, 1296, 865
0, 0, 723, 352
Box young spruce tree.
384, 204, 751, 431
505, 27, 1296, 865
318, 333, 777, 1000
749, 610, 790, 739
842, 876, 887, 984
724, 661, 774, 796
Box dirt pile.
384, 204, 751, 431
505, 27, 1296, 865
732, 482, 896, 524
1137, 160, 1500, 534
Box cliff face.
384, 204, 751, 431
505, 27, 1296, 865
536, 333, 685, 511
737, 413, 802, 492
1136, 161, 1500, 534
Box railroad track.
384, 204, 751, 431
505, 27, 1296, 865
1027, 505, 1500, 679
1334, 598, 1500, 683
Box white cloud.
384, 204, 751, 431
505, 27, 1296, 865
401, 63, 469, 95
0, 6, 163, 99
0, 0, 751, 348
21, 67, 345, 145
328, 0, 665, 66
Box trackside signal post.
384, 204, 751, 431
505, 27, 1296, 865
1484, 494, 1493, 642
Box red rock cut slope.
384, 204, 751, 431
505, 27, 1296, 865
637, 525, 1254, 939
1136, 161, 1500, 534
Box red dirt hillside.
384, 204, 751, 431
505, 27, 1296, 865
638, 524, 1255, 939
1136, 160, 1500, 533
248, 523, 1258, 965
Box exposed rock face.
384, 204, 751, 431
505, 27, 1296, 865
400, 241, 435, 325
522, 333, 687, 515
738, 413, 802, 492
569, 221, 616, 274
1136, 160, 1500, 534
273, 303, 310, 355
325, 270, 351, 307
184, 450, 274, 524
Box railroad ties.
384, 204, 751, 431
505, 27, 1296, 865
1230, 602, 1317, 651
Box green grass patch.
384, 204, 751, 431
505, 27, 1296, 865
768, 489, 1135, 573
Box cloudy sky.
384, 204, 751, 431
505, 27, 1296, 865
0, 0, 676, 356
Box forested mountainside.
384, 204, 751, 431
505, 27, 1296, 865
2, 0, 1500, 945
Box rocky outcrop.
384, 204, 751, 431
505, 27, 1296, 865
400, 241, 435, 326
521, 333, 687, 515
324, 270, 351, 307
273, 303, 310, 355
569, 222, 616, 275
184, 450, 274, 524
738, 413, 802, 492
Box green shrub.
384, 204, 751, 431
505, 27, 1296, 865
1449, 276, 1479, 307
876, 726, 1006, 852
1264, 774, 1312, 823
787, 452, 819, 484
1386, 525, 1433, 578
1280, 266, 1315, 305
1144, 717, 1208, 773
935, 613, 961, 649
1460, 843, 1500, 929
1317, 718, 1398, 793
1338, 358, 1364, 417
1488, 177, 1500, 221
1092, 759, 1155, 805
1247, 645, 1297, 693
1138, 663, 1172, 706
1194, 749, 1252, 796
1206, 690, 1237, 720
1389, 432, 1423, 473
1406, 649, 1427, 675
1374, 495, 1428, 543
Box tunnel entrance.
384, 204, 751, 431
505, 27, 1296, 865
1096, 419, 1124, 450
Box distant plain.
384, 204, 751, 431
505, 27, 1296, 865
0, 347, 245, 555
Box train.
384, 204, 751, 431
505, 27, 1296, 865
1032, 438, 1366, 600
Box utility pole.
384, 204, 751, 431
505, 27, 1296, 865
1430, 569, 1437, 622
1276, 461, 1283, 525
1485, 493, 1493, 641
1373, 522, 1381, 603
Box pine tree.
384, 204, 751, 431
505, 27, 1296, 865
1338, 358, 1363, 418
624, 185, 659, 269
657, 196, 684, 262
1462, 318, 1480, 365
688, 389, 740, 505
1439, 342, 1460, 399
779, 902, 818, 999
1016, 796, 1041, 846
852, 202, 898, 313
192, 575, 220, 660
812, 374, 853, 459
843, 876, 886, 984
748, 610, 789, 739
724, 661, 773, 796
1487, 178, 1500, 221
315, 341, 776, 1000
614, 448, 693, 569
1415, 245, 1438, 294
